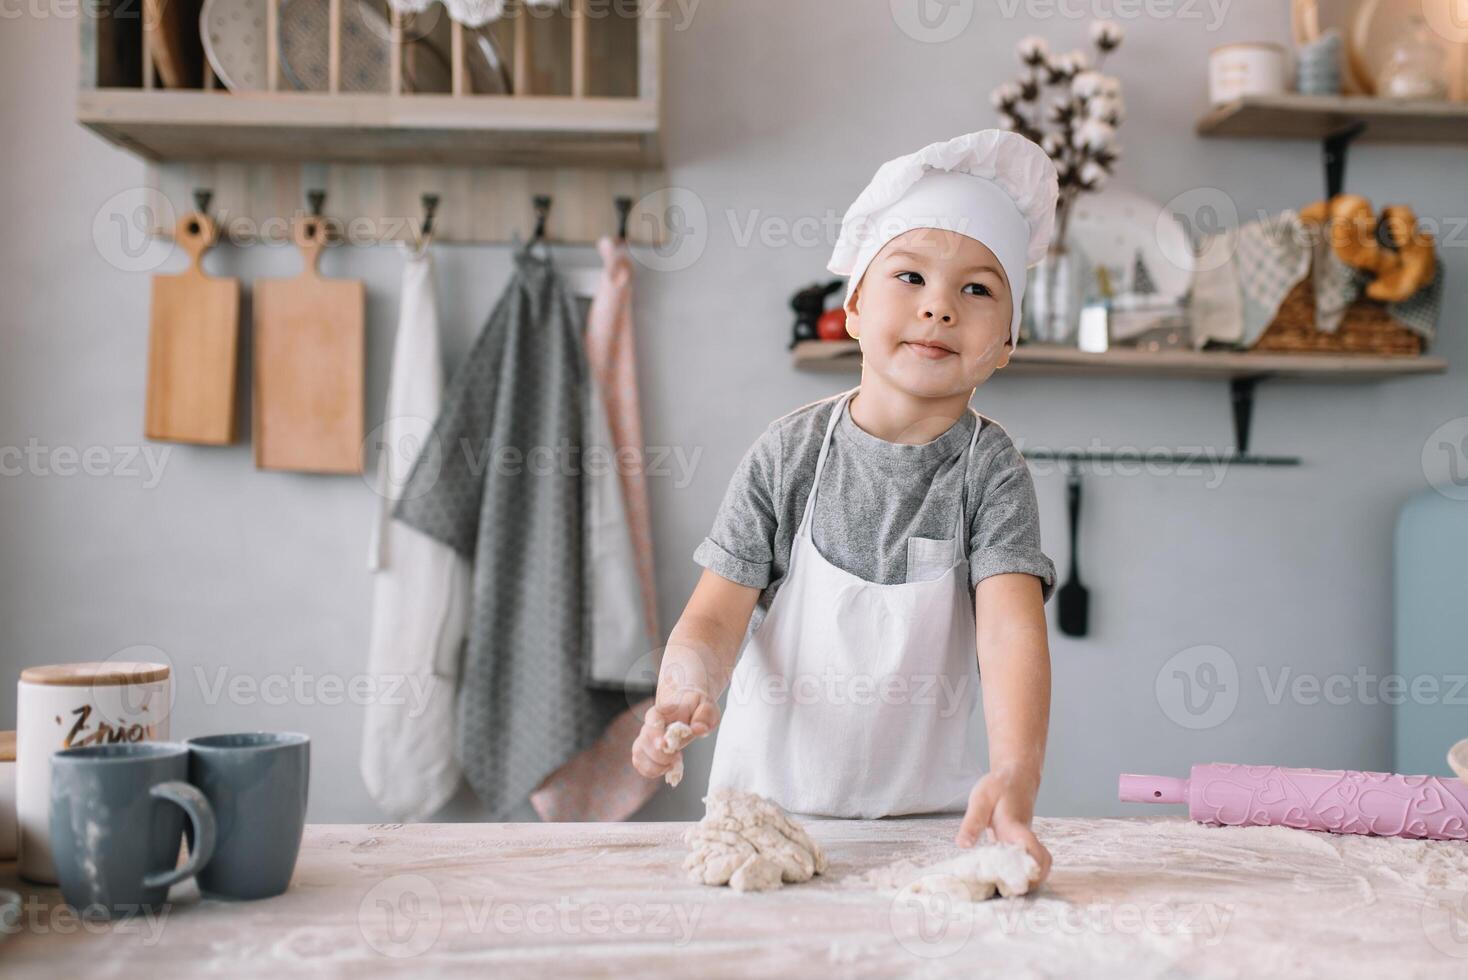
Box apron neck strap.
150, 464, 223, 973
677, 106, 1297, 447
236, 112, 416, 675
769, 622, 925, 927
797, 387, 857, 535
953, 406, 982, 556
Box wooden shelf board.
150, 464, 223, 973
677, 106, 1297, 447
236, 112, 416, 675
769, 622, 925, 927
792, 340, 1448, 382
77, 90, 662, 167
1197, 94, 1468, 143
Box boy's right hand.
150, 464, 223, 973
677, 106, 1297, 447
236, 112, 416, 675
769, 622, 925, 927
631, 692, 720, 781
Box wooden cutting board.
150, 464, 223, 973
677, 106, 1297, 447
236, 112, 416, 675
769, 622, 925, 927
143, 0, 204, 89
253, 215, 364, 474
145, 210, 239, 445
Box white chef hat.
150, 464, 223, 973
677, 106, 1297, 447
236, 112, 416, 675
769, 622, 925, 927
827, 129, 1059, 346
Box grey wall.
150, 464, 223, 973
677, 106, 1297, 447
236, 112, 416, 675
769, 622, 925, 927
2, 1, 1464, 824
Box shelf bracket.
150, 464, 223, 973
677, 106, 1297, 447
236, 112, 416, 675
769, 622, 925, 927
1230, 375, 1266, 457
1322, 121, 1366, 199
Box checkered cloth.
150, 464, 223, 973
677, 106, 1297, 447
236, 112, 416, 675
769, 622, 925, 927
1209, 210, 1441, 348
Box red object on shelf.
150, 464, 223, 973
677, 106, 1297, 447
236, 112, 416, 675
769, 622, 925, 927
816, 307, 848, 341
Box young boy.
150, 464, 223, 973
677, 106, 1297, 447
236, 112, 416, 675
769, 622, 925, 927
632, 130, 1060, 881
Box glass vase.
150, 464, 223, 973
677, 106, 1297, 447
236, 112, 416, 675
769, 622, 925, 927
1023, 240, 1088, 345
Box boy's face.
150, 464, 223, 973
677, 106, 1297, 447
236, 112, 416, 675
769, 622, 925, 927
843, 228, 1014, 398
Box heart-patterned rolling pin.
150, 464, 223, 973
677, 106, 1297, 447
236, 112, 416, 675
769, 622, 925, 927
1120, 763, 1468, 840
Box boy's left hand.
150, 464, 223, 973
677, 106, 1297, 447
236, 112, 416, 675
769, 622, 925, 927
955, 764, 1052, 885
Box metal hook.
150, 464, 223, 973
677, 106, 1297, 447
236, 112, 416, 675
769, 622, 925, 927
531, 194, 552, 242
193, 188, 213, 217
307, 189, 326, 217
421, 193, 439, 238
615, 196, 632, 241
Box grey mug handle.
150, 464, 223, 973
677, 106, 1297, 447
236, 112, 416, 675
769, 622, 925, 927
143, 781, 217, 890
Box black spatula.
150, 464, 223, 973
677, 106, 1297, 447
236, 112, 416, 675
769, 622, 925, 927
1057, 468, 1089, 637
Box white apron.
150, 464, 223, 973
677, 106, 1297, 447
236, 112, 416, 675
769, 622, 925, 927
706, 388, 986, 818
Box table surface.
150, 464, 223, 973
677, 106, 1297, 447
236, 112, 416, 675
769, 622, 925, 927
3, 815, 1468, 978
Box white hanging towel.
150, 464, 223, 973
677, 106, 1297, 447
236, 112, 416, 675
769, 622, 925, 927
361, 243, 470, 821
584, 368, 656, 687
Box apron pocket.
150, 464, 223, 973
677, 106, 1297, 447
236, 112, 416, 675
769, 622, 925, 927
906, 536, 954, 583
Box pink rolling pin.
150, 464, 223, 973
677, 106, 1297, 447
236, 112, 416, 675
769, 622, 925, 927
1119, 763, 1468, 841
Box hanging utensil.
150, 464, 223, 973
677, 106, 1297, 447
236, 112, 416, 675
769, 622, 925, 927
1056, 463, 1090, 637
145, 191, 239, 445
253, 192, 365, 473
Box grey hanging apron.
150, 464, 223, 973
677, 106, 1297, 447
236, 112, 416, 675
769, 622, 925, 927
394, 244, 625, 819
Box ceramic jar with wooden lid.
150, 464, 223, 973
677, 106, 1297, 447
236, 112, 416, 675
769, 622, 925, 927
16, 662, 172, 883
1, 731, 14, 861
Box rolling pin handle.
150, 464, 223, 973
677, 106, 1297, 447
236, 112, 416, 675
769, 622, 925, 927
1118, 774, 1188, 804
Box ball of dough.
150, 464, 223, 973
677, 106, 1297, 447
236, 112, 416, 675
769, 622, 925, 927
682, 789, 827, 893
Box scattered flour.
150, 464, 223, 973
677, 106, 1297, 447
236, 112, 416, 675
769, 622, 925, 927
683, 789, 828, 893
846, 842, 1042, 902
661, 722, 694, 787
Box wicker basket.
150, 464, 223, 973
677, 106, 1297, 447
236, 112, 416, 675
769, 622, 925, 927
1253, 270, 1422, 355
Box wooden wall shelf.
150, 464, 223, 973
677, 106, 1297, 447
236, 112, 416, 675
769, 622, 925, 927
78, 0, 665, 245
1197, 94, 1468, 144
78, 91, 662, 168
792, 340, 1448, 383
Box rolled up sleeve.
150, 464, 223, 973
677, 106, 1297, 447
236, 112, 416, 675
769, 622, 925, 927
692, 424, 781, 590
968, 438, 1057, 604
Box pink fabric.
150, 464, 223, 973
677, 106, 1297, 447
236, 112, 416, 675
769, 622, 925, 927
531, 696, 658, 822
531, 237, 662, 823
583, 236, 660, 640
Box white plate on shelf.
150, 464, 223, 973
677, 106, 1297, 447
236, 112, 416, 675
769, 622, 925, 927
1067, 186, 1195, 303
200, 0, 506, 94
201, 0, 270, 91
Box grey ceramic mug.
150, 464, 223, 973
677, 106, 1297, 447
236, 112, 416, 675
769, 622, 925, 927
186, 732, 309, 900
49, 742, 216, 916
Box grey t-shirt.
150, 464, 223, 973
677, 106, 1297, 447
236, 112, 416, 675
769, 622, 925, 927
693, 391, 1057, 637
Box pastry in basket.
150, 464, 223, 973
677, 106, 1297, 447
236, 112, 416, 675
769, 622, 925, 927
1297, 193, 1436, 302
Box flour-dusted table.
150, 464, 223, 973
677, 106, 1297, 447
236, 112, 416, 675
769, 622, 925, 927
3, 816, 1467, 978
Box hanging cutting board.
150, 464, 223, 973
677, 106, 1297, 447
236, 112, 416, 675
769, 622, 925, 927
253, 215, 364, 474
143, 0, 204, 89
145, 210, 239, 445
